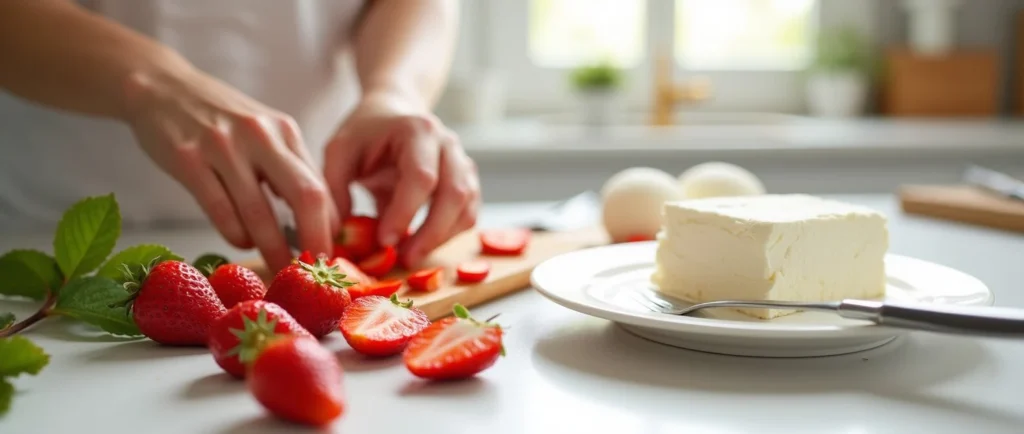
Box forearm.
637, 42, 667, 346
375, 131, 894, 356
352, 0, 458, 109
0, 0, 195, 120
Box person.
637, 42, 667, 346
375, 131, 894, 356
0, 0, 480, 272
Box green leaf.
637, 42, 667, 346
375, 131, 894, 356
53, 194, 121, 281
0, 336, 50, 377
97, 244, 182, 283
0, 379, 12, 415
452, 303, 470, 319
192, 253, 229, 277
0, 250, 61, 300
0, 313, 13, 330
52, 276, 141, 337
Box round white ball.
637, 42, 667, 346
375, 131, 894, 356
600, 167, 682, 242
677, 162, 765, 199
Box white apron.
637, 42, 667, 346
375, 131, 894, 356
0, 0, 366, 231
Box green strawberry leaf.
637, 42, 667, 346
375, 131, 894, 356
51, 276, 141, 337
193, 253, 229, 277
0, 313, 13, 330
0, 378, 12, 415
53, 194, 121, 281
97, 244, 182, 283
0, 335, 50, 377
0, 250, 62, 300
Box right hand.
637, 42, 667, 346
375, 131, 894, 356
120, 67, 338, 272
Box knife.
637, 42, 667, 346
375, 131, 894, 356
963, 164, 1024, 202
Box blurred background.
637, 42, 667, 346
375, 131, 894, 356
429, 0, 1024, 202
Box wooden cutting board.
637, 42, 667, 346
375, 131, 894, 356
899, 185, 1024, 233
241, 227, 610, 320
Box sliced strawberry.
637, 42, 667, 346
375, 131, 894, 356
403, 304, 504, 380
480, 228, 531, 256
348, 279, 403, 300
335, 216, 379, 260
456, 260, 490, 283
625, 234, 655, 243
340, 294, 431, 357
297, 250, 316, 265
329, 257, 374, 286
407, 267, 444, 292
357, 246, 397, 277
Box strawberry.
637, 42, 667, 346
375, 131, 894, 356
357, 246, 397, 277
339, 294, 430, 357
248, 335, 345, 426
123, 260, 227, 346
330, 256, 374, 285
403, 304, 504, 380
456, 260, 490, 283
406, 267, 444, 292
207, 300, 312, 378
348, 279, 403, 300
480, 228, 531, 256
332, 244, 351, 260
297, 250, 316, 265
335, 215, 379, 260
625, 234, 655, 242
207, 263, 267, 308
263, 256, 356, 338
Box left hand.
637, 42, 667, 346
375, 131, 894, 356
324, 92, 480, 267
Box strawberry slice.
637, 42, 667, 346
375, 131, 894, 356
297, 250, 316, 265
480, 228, 531, 256
335, 216, 379, 260
348, 279, 403, 300
407, 267, 444, 292
340, 294, 431, 357
456, 260, 490, 283
403, 304, 504, 380
329, 256, 374, 286
357, 246, 397, 277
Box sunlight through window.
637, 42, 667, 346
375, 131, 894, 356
529, 0, 646, 68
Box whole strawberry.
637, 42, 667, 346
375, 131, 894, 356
208, 263, 267, 308
248, 335, 345, 426
125, 260, 227, 346
263, 256, 356, 338
207, 300, 313, 378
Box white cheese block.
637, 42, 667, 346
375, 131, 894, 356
651, 194, 889, 319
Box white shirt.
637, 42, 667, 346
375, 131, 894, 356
0, 0, 366, 231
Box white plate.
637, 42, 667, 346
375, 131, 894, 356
530, 242, 994, 358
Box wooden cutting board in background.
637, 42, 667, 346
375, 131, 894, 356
899, 185, 1024, 233
241, 227, 610, 320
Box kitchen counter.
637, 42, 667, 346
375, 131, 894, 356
3, 194, 1024, 434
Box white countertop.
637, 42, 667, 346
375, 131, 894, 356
3, 194, 1024, 434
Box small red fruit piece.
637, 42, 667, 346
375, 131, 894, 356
335, 216, 379, 260
624, 234, 655, 243
339, 294, 431, 357
330, 256, 374, 285
128, 260, 227, 346
207, 300, 312, 378
456, 260, 490, 283
297, 250, 316, 265
479, 228, 531, 256
407, 267, 444, 292
248, 336, 345, 426
208, 263, 267, 308
348, 279, 403, 300
331, 245, 351, 261
263, 256, 356, 338
357, 246, 397, 277
403, 304, 504, 380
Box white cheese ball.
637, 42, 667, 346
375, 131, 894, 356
600, 167, 682, 242
677, 162, 766, 199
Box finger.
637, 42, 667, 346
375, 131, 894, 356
377, 128, 440, 247
402, 140, 476, 266
323, 133, 358, 222
176, 148, 253, 249
277, 117, 341, 235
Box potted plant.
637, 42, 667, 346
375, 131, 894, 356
805, 26, 874, 117
569, 61, 623, 127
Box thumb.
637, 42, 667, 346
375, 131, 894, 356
324, 135, 356, 222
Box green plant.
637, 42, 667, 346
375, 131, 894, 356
570, 61, 623, 92
809, 26, 874, 75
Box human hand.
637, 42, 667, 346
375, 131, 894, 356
324, 92, 480, 267
121, 67, 338, 271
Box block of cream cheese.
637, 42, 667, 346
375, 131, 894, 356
651, 194, 889, 319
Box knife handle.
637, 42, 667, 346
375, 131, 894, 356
838, 299, 1024, 337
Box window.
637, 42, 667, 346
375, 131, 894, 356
528, 0, 646, 68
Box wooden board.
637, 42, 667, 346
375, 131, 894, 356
241, 227, 610, 320
899, 185, 1024, 233
882, 48, 999, 117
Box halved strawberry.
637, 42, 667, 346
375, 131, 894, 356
335, 216, 379, 260
329, 256, 374, 286
339, 294, 431, 357
407, 267, 444, 292
357, 246, 397, 277
348, 279, 403, 300
403, 304, 504, 380
480, 228, 531, 256
456, 260, 490, 283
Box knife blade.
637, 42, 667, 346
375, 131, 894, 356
963, 165, 1024, 202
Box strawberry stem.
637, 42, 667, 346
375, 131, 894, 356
228, 307, 283, 365
389, 293, 414, 308
298, 257, 355, 289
